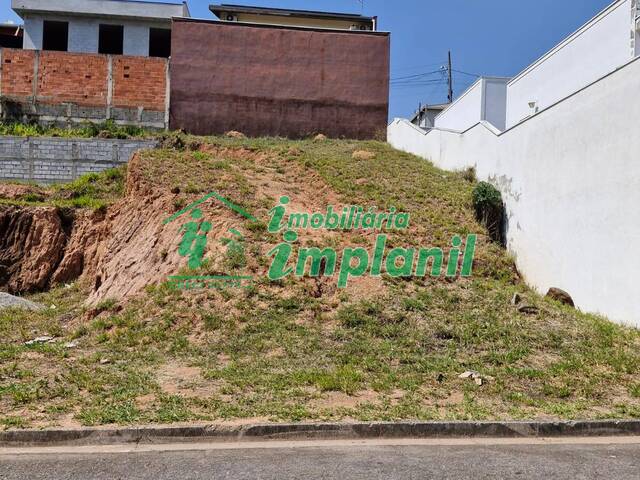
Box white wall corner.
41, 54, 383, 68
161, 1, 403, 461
632, 0, 640, 56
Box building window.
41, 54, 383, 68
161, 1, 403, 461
98, 24, 124, 55
42, 21, 68, 51
149, 28, 171, 58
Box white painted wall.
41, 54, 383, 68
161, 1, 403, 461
635, 0, 640, 56
506, 0, 635, 128
433, 77, 509, 132
388, 55, 640, 327
434, 79, 483, 131
483, 78, 508, 131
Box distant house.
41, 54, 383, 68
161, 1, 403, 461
0, 23, 23, 48
11, 0, 190, 57
410, 103, 448, 129
209, 4, 376, 31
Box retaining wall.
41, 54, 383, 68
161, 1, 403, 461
0, 136, 157, 183
388, 55, 640, 327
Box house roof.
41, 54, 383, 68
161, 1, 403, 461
0, 23, 23, 35
410, 103, 449, 122
209, 4, 375, 23
11, 0, 190, 22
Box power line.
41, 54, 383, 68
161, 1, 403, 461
391, 61, 448, 74
390, 69, 444, 82
390, 79, 448, 88
452, 69, 480, 78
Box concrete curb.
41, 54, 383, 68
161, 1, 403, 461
2, 420, 640, 447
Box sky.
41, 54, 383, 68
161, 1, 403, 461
1, 0, 615, 119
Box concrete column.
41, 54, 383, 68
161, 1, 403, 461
71, 142, 78, 179
106, 55, 113, 119
123, 24, 149, 56
27, 139, 34, 182
68, 18, 99, 53
32, 50, 39, 106
22, 16, 43, 50
164, 59, 170, 130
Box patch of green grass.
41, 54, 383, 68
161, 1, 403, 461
0, 166, 127, 210
0, 120, 148, 139
0, 416, 27, 429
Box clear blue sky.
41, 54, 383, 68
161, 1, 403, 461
0, 0, 614, 119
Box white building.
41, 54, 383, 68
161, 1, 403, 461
505, 0, 639, 128
416, 0, 639, 133
388, 0, 640, 327
11, 0, 190, 57
432, 77, 510, 132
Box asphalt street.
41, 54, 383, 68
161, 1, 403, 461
1, 438, 639, 479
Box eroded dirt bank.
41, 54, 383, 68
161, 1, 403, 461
0, 146, 386, 305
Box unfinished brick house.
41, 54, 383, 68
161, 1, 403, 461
0, 1, 390, 139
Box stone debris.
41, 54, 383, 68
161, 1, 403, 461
511, 293, 522, 305
517, 304, 540, 315
546, 287, 575, 307
225, 130, 246, 138
352, 150, 376, 161
24, 336, 55, 346
0, 292, 45, 311
458, 370, 494, 386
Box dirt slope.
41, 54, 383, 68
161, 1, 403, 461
0, 144, 387, 305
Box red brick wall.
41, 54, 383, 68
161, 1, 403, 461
112, 56, 166, 111
1, 49, 35, 97
38, 51, 108, 106
169, 19, 390, 139
0, 48, 166, 113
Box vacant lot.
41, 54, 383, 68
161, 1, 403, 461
1, 135, 639, 429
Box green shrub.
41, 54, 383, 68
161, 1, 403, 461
472, 181, 505, 245
461, 167, 476, 183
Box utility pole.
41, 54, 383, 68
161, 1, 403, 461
447, 50, 453, 103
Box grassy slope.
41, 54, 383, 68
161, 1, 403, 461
0, 166, 126, 210
1, 136, 639, 429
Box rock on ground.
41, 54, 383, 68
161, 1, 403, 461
352, 150, 376, 161
0, 292, 44, 311
546, 288, 575, 307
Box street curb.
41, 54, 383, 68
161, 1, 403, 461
2, 420, 640, 447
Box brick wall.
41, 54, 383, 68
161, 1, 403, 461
0, 136, 158, 183
38, 51, 108, 106
112, 56, 166, 111
0, 48, 168, 128
1, 49, 35, 98
170, 19, 390, 139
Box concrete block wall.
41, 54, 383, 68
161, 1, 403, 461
0, 136, 157, 183
21, 15, 169, 56
0, 48, 169, 129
